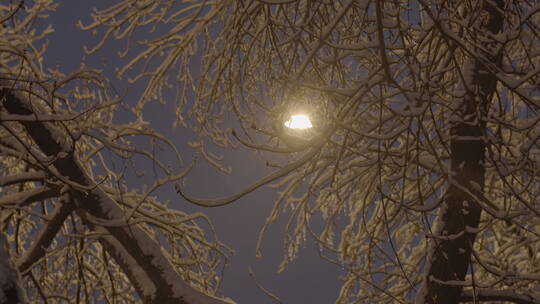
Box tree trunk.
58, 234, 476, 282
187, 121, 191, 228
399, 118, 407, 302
417, 1, 504, 303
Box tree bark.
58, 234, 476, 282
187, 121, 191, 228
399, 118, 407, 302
417, 1, 504, 303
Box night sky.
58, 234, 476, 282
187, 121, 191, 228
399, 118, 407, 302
44, 2, 343, 303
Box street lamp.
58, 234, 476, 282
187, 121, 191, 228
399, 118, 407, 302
275, 87, 333, 149
279, 104, 325, 149
284, 114, 313, 130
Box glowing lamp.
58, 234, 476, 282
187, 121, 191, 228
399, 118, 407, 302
284, 114, 313, 130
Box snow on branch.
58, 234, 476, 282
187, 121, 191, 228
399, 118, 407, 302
461, 289, 540, 304
1, 81, 232, 304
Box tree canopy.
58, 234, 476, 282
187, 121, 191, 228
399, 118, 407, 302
1, 0, 540, 304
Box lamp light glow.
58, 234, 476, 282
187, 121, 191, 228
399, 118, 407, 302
284, 114, 313, 130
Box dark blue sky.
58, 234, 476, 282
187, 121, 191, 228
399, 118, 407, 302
44, 2, 343, 303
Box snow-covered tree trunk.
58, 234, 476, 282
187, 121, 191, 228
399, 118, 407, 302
0, 233, 25, 304
417, 1, 504, 303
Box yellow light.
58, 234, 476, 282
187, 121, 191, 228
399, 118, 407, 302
284, 114, 313, 130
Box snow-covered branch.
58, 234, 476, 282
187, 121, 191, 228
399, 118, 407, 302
0, 172, 46, 187
16, 201, 74, 274
1, 81, 231, 303
461, 289, 540, 304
